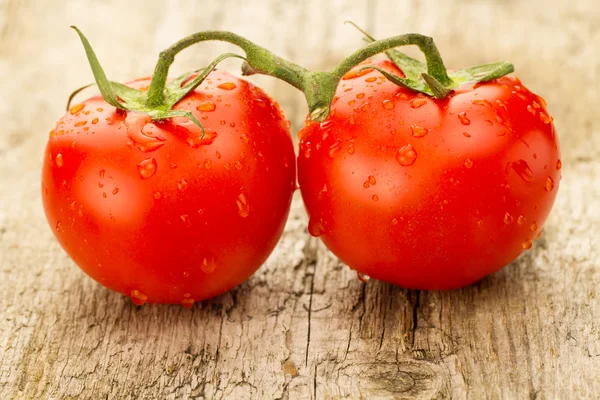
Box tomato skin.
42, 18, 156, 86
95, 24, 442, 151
42, 71, 296, 304
298, 60, 560, 290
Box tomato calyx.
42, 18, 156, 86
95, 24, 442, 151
345, 21, 514, 99
69, 26, 246, 137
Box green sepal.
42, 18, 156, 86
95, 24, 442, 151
164, 53, 246, 107
70, 26, 248, 135
347, 22, 514, 99
71, 26, 122, 109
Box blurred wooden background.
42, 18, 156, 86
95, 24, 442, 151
1, 0, 599, 398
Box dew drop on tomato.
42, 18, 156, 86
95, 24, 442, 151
328, 139, 342, 158
396, 144, 417, 166
137, 158, 157, 179
510, 160, 533, 182
177, 178, 189, 191
187, 129, 217, 148
556, 159, 562, 170
308, 218, 325, 237
522, 240, 533, 249
201, 257, 217, 274
130, 289, 148, 306
382, 100, 394, 110
530, 222, 538, 232
55, 221, 63, 231
217, 82, 236, 90
69, 103, 85, 114
545, 177, 555, 192
458, 112, 471, 125
236, 193, 249, 217
411, 124, 428, 138
518, 215, 526, 225
55, 153, 64, 167
357, 272, 371, 283
181, 295, 195, 308
503, 213, 514, 224
410, 99, 427, 109
464, 158, 474, 169
196, 101, 216, 112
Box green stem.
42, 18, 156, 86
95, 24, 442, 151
331, 33, 452, 86
146, 31, 312, 107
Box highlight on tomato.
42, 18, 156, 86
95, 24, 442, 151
42, 28, 296, 306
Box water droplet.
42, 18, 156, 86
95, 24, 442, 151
217, 82, 236, 90
348, 145, 355, 155
503, 213, 514, 224
357, 272, 370, 283
183, 271, 190, 278
180, 214, 191, 225
517, 215, 526, 225
69, 103, 85, 114
308, 218, 325, 237
136, 158, 157, 179
234, 161, 243, 170
55, 221, 63, 231
463, 132, 472, 138
372, 194, 379, 201
323, 139, 342, 158
410, 99, 427, 108
391, 218, 398, 225
532, 101, 541, 109
196, 101, 216, 112
112, 188, 119, 195
55, 153, 64, 167
236, 193, 249, 217
396, 144, 417, 166
356, 93, 365, 99
382, 100, 395, 110
69, 201, 76, 210
342, 68, 373, 80
545, 177, 554, 192
75, 121, 87, 127
458, 112, 470, 125
464, 158, 473, 168
187, 129, 218, 148
130, 289, 147, 306
472, 99, 491, 107
365, 76, 377, 83
181, 297, 195, 308
411, 124, 428, 138
527, 105, 536, 115
202, 257, 217, 274
153, 192, 161, 199
485, 120, 493, 126
177, 178, 189, 191
522, 240, 533, 249
530, 222, 538, 232
204, 159, 212, 169
368, 175, 376, 185
510, 159, 533, 182
129, 129, 165, 153
556, 159, 562, 170
360, 102, 370, 111
539, 112, 552, 124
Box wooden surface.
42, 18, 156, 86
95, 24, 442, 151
1, 0, 599, 398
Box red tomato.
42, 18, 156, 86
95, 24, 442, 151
42, 70, 296, 305
298, 60, 560, 290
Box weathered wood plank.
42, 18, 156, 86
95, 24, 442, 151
1, 0, 599, 399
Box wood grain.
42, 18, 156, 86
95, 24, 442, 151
1, 0, 599, 398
